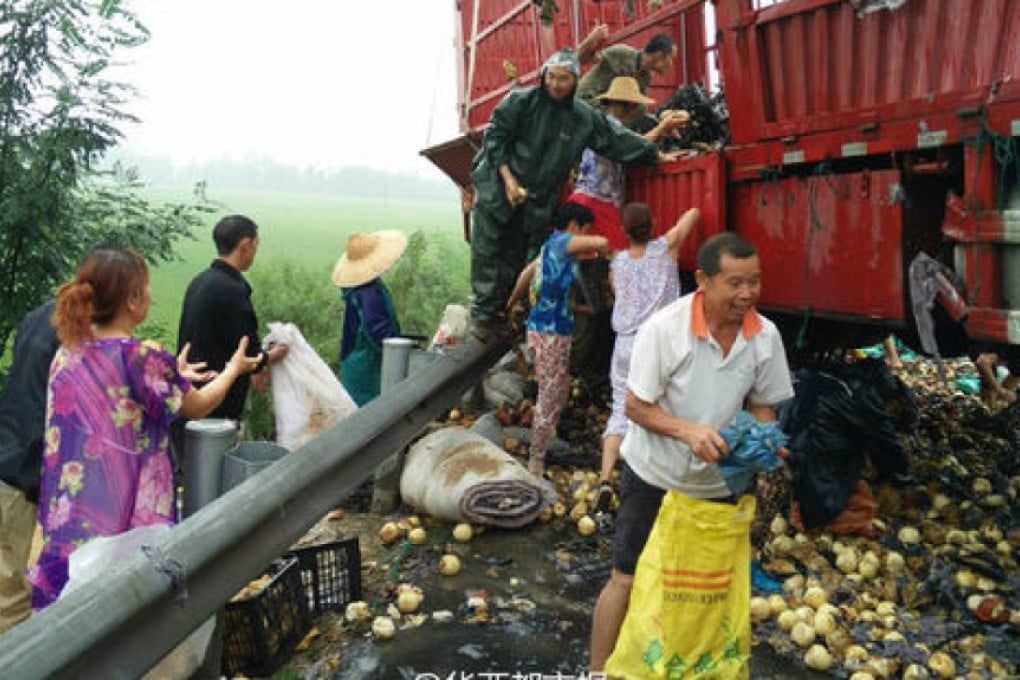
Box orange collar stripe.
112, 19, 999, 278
691, 290, 763, 340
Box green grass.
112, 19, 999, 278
0, 185, 467, 387
143, 187, 465, 348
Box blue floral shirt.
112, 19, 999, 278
526, 231, 578, 336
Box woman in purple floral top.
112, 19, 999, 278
29, 246, 260, 608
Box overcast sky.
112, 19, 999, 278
117, 0, 461, 177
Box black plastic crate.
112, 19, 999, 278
288, 537, 361, 615
222, 556, 311, 677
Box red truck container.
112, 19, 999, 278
423, 0, 1020, 351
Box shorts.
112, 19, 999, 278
612, 462, 738, 575
611, 463, 666, 575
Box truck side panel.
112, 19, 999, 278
732, 169, 906, 321
626, 152, 726, 272
459, 0, 545, 130
718, 0, 1020, 144
458, 0, 712, 132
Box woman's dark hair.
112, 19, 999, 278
696, 232, 758, 276
554, 201, 595, 231
213, 214, 258, 255
54, 245, 148, 348
622, 202, 653, 244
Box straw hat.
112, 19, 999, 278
594, 76, 655, 105
331, 230, 408, 287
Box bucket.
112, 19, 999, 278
381, 337, 414, 393
182, 419, 238, 517
221, 441, 288, 494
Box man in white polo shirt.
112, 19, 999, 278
589, 232, 794, 673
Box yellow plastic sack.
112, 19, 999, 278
606, 492, 755, 679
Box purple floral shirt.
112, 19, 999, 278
29, 337, 191, 608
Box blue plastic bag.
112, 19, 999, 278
717, 411, 788, 495
954, 375, 981, 395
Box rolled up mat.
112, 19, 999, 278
401, 428, 555, 528
459, 479, 547, 528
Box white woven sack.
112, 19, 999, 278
264, 322, 358, 451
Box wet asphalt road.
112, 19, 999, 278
297, 517, 822, 679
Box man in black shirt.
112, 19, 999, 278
0, 300, 60, 632
177, 215, 286, 422
175, 218, 287, 678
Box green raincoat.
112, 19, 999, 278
469, 85, 658, 324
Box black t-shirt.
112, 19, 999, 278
177, 260, 263, 420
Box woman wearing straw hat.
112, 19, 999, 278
332, 231, 407, 406
570, 76, 685, 252
567, 76, 685, 436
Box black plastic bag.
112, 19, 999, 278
829, 359, 915, 482
654, 83, 730, 150
779, 360, 911, 529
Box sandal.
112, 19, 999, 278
594, 481, 614, 513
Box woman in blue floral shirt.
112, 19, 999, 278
507, 202, 607, 476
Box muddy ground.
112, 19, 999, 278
277, 502, 816, 680
253, 356, 1020, 680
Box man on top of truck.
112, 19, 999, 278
576, 31, 677, 123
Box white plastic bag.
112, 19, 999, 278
429, 303, 469, 352
65, 524, 170, 593
63, 525, 215, 680
849, 0, 908, 15
264, 322, 358, 451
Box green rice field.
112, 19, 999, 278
144, 186, 465, 344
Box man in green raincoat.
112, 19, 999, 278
468, 48, 667, 339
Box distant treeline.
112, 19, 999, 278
109, 151, 458, 201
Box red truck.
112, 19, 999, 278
423, 0, 1020, 352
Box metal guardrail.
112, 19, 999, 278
0, 337, 509, 679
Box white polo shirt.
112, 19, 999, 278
620, 291, 794, 498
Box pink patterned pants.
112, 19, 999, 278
527, 330, 572, 473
